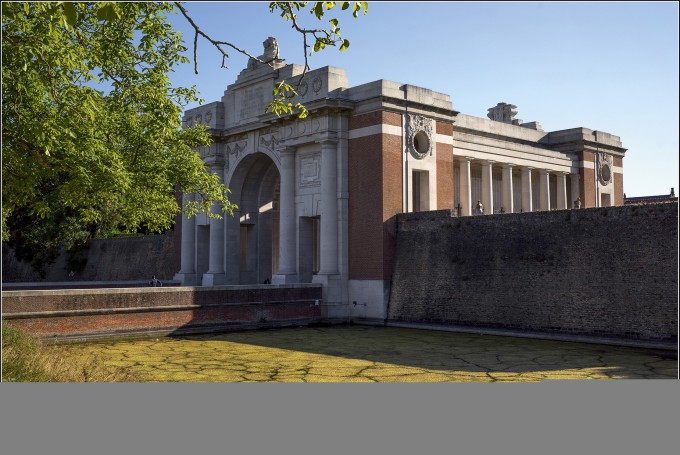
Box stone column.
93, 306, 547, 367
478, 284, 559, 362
459, 158, 472, 216
570, 173, 581, 208
539, 169, 551, 211
203, 160, 226, 285
521, 166, 533, 213
556, 172, 568, 210
501, 164, 514, 213
318, 138, 339, 275
481, 160, 494, 215
273, 146, 298, 283
174, 193, 197, 285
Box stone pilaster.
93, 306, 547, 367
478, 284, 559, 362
556, 172, 568, 210
521, 166, 533, 213
174, 193, 197, 285
203, 160, 226, 286
317, 138, 339, 275
571, 173, 581, 208
481, 160, 494, 215
459, 158, 472, 216
539, 169, 550, 211
273, 146, 298, 284
501, 164, 514, 213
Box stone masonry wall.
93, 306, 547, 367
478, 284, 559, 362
2, 231, 180, 283
388, 203, 678, 342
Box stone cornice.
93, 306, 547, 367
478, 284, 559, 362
381, 95, 459, 118
548, 139, 627, 156
454, 126, 547, 150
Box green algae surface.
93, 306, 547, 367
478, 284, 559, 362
58, 326, 677, 382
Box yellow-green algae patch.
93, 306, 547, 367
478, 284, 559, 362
57, 326, 677, 382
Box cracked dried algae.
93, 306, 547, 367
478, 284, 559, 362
58, 326, 677, 382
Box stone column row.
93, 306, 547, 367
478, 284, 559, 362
176, 159, 227, 286
457, 158, 574, 214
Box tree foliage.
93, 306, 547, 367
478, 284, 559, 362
1, 1, 366, 274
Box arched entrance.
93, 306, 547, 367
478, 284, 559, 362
226, 152, 280, 284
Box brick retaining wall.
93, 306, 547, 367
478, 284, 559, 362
3, 284, 323, 340
388, 203, 678, 343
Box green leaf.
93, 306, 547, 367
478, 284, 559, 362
313, 2, 324, 19
2, 5, 16, 20
341, 2, 350, 10
313, 39, 327, 53
329, 18, 338, 28
339, 39, 350, 52
63, 2, 77, 27
96, 4, 117, 22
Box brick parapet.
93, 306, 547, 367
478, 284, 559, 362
2, 284, 322, 313
2, 285, 323, 340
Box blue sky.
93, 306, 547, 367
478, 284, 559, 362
167, 1, 679, 198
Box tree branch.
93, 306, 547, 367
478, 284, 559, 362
174, 1, 275, 74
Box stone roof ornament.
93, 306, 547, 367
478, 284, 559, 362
487, 102, 518, 124
262, 37, 279, 62
245, 37, 285, 71
487, 102, 543, 131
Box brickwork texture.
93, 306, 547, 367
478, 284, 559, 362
388, 203, 678, 342
3, 285, 323, 339
2, 231, 180, 283
348, 111, 404, 281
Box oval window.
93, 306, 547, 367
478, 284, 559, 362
413, 131, 430, 155
601, 163, 611, 183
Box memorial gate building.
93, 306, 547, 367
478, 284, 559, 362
175, 38, 627, 321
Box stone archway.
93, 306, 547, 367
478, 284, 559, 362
226, 152, 280, 284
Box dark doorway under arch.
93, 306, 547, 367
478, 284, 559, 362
226, 153, 280, 285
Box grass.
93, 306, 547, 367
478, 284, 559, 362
1, 323, 139, 382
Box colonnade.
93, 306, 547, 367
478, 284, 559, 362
456, 157, 579, 215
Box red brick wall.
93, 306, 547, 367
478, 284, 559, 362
7, 303, 321, 338
580, 151, 596, 208
348, 110, 401, 129
349, 121, 386, 280
2, 286, 323, 314
614, 173, 624, 206
382, 126, 403, 280
348, 110, 404, 281
3, 285, 322, 338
